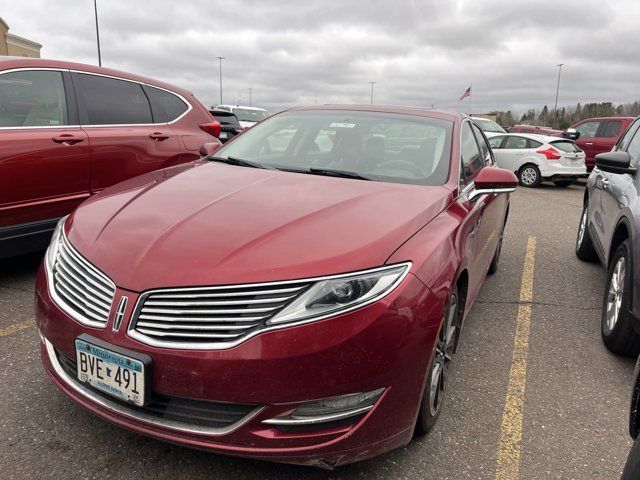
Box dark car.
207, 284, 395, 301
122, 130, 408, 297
565, 117, 634, 172
0, 57, 221, 260
575, 117, 640, 355
209, 109, 243, 143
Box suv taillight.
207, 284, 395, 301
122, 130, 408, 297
536, 148, 562, 160
200, 121, 222, 138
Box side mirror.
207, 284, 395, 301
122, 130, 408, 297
563, 128, 580, 140
199, 141, 222, 157
469, 167, 518, 201
595, 151, 636, 175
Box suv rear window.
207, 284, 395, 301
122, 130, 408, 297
145, 86, 189, 123
210, 111, 241, 127
76, 73, 152, 125
551, 140, 581, 153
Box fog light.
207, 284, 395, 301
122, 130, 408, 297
263, 388, 384, 426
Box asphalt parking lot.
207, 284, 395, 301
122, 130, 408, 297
0, 184, 635, 480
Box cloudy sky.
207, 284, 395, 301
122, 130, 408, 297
2, 1, 637, 114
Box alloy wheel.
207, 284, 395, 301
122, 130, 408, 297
520, 167, 537, 186
429, 293, 458, 416
606, 257, 626, 332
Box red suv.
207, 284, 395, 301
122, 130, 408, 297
0, 57, 220, 259
566, 117, 634, 171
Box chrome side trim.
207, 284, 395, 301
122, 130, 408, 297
262, 405, 373, 426
127, 262, 412, 351
0, 67, 193, 130
468, 187, 515, 202
44, 338, 264, 436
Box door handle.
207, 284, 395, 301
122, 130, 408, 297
52, 134, 85, 145
585, 142, 594, 145
149, 132, 170, 141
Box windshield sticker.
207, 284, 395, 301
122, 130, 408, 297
329, 122, 356, 128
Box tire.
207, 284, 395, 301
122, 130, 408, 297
518, 164, 541, 188
575, 202, 597, 262
553, 180, 573, 188
601, 240, 640, 356
415, 286, 459, 435
488, 217, 507, 275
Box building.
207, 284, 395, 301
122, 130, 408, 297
0, 17, 42, 58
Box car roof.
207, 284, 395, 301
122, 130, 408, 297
0, 56, 193, 98
217, 105, 268, 112
284, 105, 464, 123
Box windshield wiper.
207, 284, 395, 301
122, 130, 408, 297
207, 156, 271, 169
308, 167, 374, 181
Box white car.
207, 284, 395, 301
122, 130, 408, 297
471, 117, 507, 138
213, 105, 270, 128
487, 133, 586, 187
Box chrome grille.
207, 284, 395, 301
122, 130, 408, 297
51, 235, 115, 327
130, 282, 311, 348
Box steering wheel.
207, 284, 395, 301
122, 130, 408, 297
378, 159, 426, 177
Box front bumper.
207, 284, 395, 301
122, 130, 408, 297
36, 263, 443, 467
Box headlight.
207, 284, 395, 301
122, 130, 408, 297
45, 216, 67, 270
267, 262, 411, 325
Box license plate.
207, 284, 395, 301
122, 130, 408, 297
75, 338, 147, 406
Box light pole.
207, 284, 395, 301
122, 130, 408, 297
217, 56, 225, 104
553, 63, 564, 128
249, 87, 252, 107
93, 0, 102, 66
369, 81, 376, 105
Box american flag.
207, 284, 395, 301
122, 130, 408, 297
459, 85, 472, 100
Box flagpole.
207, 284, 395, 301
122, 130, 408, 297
468, 84, 472, 115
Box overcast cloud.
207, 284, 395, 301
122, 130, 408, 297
2, 0, 637, 114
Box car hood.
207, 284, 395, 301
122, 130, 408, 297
68, 162, 452, 291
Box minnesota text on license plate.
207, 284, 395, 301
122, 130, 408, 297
75, 339, 145, 406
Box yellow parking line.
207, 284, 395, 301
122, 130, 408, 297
494, 236, 537, 480
0, 320, 35, 337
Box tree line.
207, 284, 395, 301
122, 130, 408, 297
493, 101, 640, 129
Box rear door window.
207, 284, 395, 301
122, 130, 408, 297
598, 120, 623, 138
76, 73, 152, 125
527, 139, 543, 148
144, 86, 189, 123
0, 70, 68, 127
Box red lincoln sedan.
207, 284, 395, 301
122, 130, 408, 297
35, 106, 517, 467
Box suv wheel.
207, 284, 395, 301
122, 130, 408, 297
601, 240, 640, 356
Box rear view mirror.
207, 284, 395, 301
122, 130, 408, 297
469, 167, 518, 201
563, 128, 580, 140
595, 151, 636, 175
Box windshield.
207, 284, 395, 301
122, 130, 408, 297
475, 118, 507, 133
233, 108, 270, 122
213, 110, 453, 186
